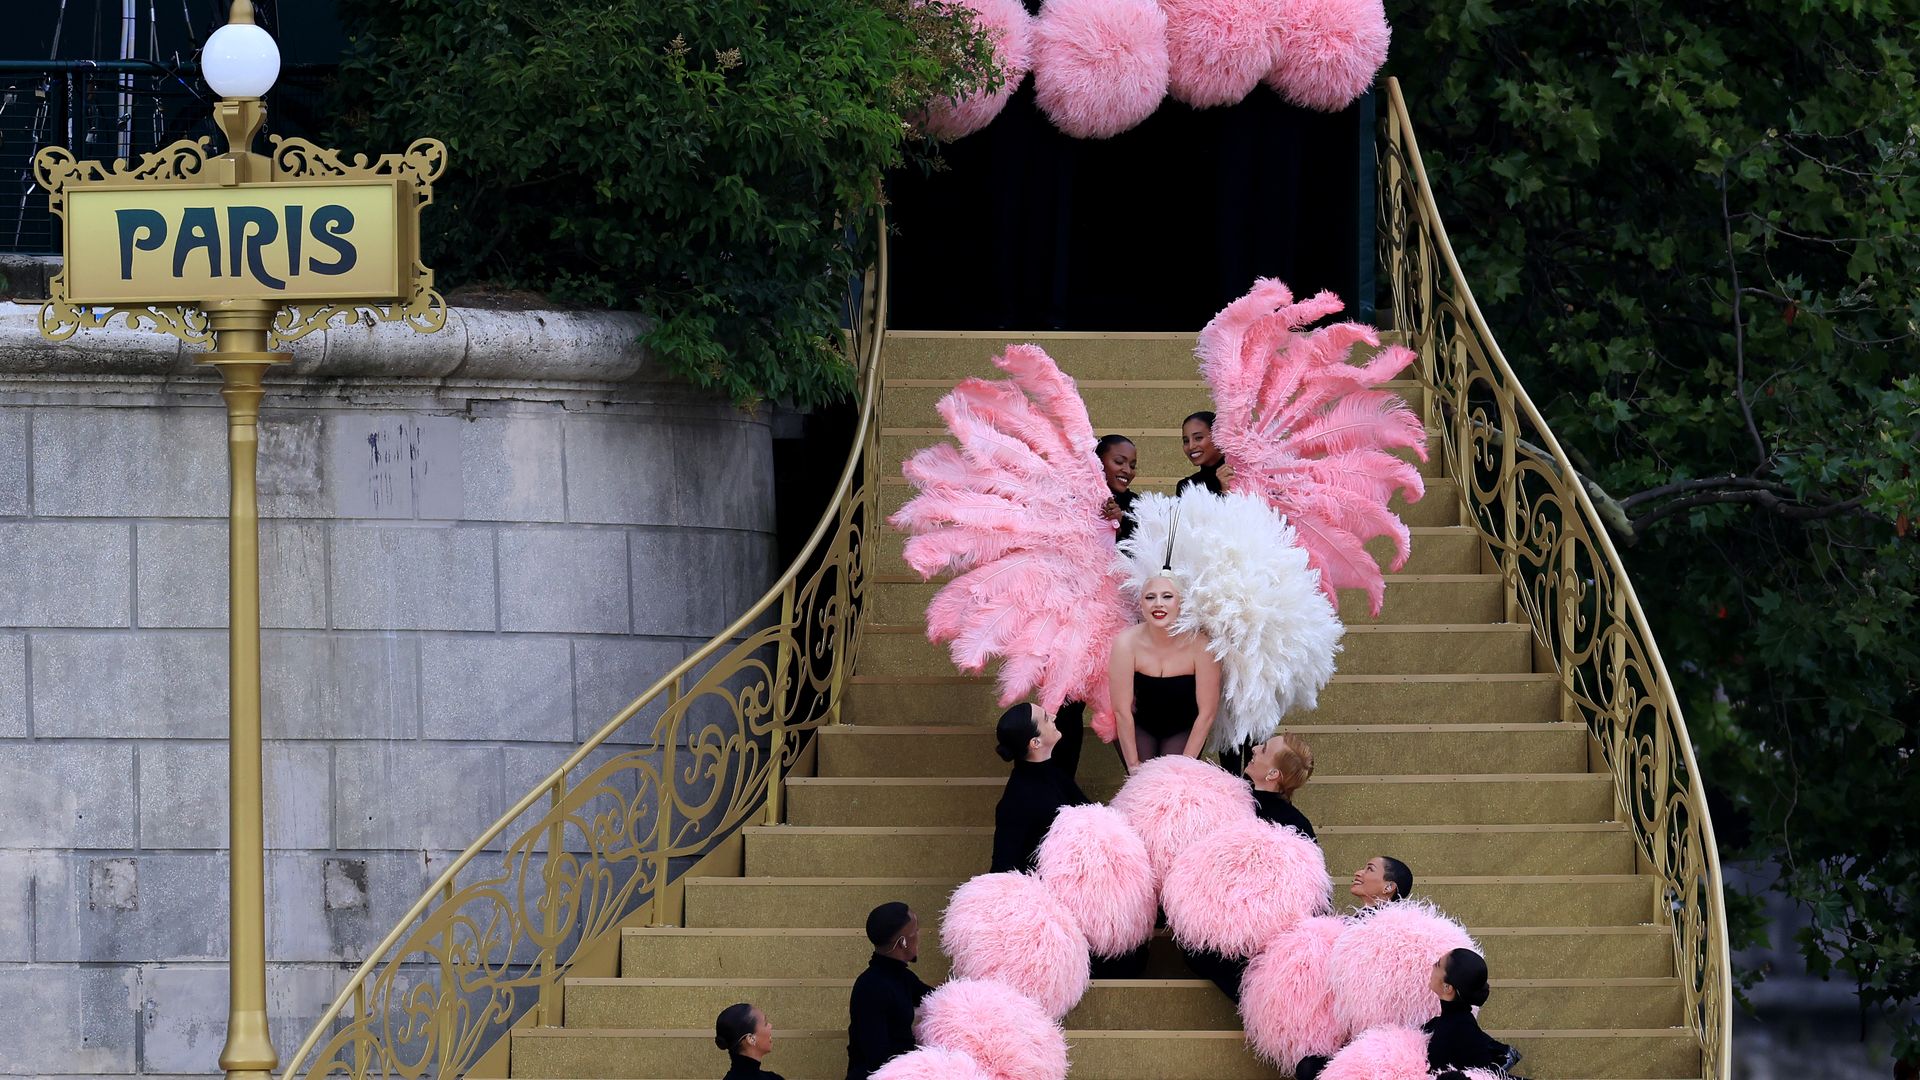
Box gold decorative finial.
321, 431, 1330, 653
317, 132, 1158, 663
226, 0, 255, 26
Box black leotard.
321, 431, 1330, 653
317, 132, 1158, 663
1133, 672, 1199, 738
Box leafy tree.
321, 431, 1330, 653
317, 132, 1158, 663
332, 0, 997, 406
1387, 0, 1920, 1054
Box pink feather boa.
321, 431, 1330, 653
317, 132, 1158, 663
1108, 754, 1258, 876
916, 979, 1071, 1080
1032, 0, 1169, 138
1034, 803, 1158, 957
1317, 1024, 1431, 1080
1265, 0, 1390, 112
1239, 914, 1348, 1066
1329, 900, 1478, 1036
870, 1046, 996, 1080
941, 871, 1092, 1017
1162, 815, 1332, 956
922, 0, 1033, 140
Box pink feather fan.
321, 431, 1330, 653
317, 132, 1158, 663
917, 978, 1071, 1080
1162, 815, 1331, 957
1328, 899, 1478, 1036
941, 871, 1092, 1017
889, 344, 1135, 735
870, 1046, 997, 1080
1316, 1024, 1431, 1080
1034, 803, 1158, 957
1239, 914, 1347, 1067
1108, 754, 1258, 876
1196, 278, 1427, 617
921, 0, 1034, 140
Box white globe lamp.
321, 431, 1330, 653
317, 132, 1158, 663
202, 7, 281, 99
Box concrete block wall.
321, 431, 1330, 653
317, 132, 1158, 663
0, 305, 781, 1075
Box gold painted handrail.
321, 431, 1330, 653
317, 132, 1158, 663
280, 216, 888, 1078
1377, 78, 1731, 1080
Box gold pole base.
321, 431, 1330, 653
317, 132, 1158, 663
219, 1006, 277, 1076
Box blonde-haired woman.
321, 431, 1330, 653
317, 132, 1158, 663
1247, 732, 1315, 838
1107, 573, 1222, 773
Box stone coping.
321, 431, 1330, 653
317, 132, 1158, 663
0, 298, 661, 384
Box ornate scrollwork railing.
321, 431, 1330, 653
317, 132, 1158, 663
1377, 78, 1731, 1080
281, 217, 887, 1079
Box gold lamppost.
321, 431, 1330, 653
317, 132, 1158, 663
32, 4, 447, 1076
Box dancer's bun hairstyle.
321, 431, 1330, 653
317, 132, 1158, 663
995, 703, 1039, 763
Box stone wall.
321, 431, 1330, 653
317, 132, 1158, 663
0, 301, 779, 1076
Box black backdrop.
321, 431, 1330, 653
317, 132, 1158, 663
885, 81, 1374, 331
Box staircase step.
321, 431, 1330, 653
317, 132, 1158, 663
563, 974, 1680, 1033
854, 622, 1532, 678
619, 924, 1675, 983
510, 1026, 1698, 1079
878, 430, 1445, 485
881, 380, 1428, 434
787, 773, 1615, 828
814, 723, 1586, 779
876, 524, 1487, 578
866, 573, 1504, 627
883, 329, 1407, 383
879, 475, 1460, 529
739, 822, 1634, 879
681, 875, 1651, 931
840, 672, 1558, 728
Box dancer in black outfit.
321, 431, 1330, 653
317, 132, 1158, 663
1096, 434, 1141, 544
1176, 411, 1234, 495
1424, 949, 1521, 1076
990, 703, 1090, 873
845, 903, 933, 1080
716, 1002, 784, 1080
1183, 734, 1319, 1002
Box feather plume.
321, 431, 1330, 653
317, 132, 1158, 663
1197, 279, 1427, 617
1120, 489, 1343, 747
888, 345, 1135, 735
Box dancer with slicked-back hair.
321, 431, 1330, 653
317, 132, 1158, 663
1176, 411, 1235, 494
1424, 949, 1519, 1075
990, 702, 1090, 873
715, 1002, 784, 1080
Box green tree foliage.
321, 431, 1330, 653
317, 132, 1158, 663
332, 0, 997, 406
1389, 0, 1920, 1050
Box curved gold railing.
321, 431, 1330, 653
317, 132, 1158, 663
1377, 77, 1731, 1080
281, 217, 888, 1078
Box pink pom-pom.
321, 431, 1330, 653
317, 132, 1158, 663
922, 0, 1034, 140
1163, 815, 1331, 956
1316, 1025, 1430, 1080
942, 872, 1091, 1017
1160, 0, 1284, 108
1109, 755, 1257, 876
871, 1046, 997, 1080
1329, 900, 1478, 1036
917, 979, 1071, 1080
1034, 804, 1158, 957
1239, 915, 1347, 1067
1265, 0, 1390, 112
1032, 0, 1169, 139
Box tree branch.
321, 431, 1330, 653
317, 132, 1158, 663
1722, 172, 1772, 472
1619, 474, 1800, 511
1628, 489, 1868, 534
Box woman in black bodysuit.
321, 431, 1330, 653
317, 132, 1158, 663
1106, 574, 1222, 771
715, 1002, 785, 1080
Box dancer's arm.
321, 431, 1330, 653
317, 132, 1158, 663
1109, 632, 1140, 773
1184, 641, 1222, 758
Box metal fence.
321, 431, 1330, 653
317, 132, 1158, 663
0, 59, 332, 254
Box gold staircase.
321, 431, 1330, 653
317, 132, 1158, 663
282, 78, 1729, 1080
